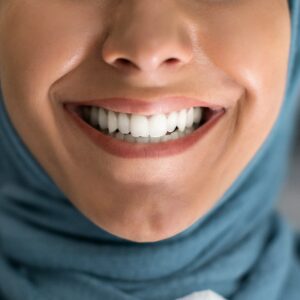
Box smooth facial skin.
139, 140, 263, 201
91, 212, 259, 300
0, 0, 290, 242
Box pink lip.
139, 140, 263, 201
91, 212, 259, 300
63, 103, 226, 159
63, 96, 224, 116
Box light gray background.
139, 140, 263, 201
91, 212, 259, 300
277, 113, 300, 229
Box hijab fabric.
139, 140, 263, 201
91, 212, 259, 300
0, 1, 300, 299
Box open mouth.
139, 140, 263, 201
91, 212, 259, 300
67, 104, 222, 144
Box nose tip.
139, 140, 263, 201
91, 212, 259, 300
101, 12, 193, 73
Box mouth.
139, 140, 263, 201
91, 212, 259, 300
63, 98, 226, 158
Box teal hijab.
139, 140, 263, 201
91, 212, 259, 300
0, 1, 300, 299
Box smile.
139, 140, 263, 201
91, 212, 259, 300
63, 97, 226, 159
81, 105, 204, 142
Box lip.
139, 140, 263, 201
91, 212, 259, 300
62, 96, 224, 116
63, 102, 226, 159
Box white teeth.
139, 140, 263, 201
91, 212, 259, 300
98, 108, 108, 130
86, 106, 205, 139
194, 107, 202, 124
177, 109, 187, 132
118, 113, 130, 134
148, 114, 168, 138
186, 107, 194, 128
90, 107, 99, 126
108, 111, 118, 133
167, 111, 178, 132
108, 124, 198, 144
130, 115, 149, 137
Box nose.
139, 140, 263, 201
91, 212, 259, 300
102, 2, 194, 74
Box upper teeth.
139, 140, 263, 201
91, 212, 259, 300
84, 106, 203, 138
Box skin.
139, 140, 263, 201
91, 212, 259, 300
0, 0, 291, 242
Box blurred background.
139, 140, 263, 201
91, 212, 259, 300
277, 110, 300, 229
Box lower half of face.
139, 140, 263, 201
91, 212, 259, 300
0, 0, 291, 242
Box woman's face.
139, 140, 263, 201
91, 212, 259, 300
0, 0, 290, 242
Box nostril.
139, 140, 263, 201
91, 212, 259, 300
117, 58, 131, 65
112, 56, 182, 72
165, 58, 180, 64
114, 58, 137, 70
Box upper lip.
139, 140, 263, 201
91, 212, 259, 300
63, 96, 225, 116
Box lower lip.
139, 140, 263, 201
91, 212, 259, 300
63, 105, 225, 159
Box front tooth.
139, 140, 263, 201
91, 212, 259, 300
186, 107, 194, 128
108, 111, 118, 133
148, 114, 168, 138
90, 107, 99, 126
193, 107, 203, 124
130, 115, 149, 137
167, 111, 178, 132
98, 108, 108, 130
177, 109, 187, 132
118, 113, 130, 134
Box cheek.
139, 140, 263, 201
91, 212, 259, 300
0, 2, 105, 100
0, 3, 106, 176
200, 8, 290, 130
194, 3, 291, 186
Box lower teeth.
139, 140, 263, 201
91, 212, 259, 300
96, 125, 198, 144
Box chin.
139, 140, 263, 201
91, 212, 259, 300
92, 208, 195, 243
104, 225, 184, 243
